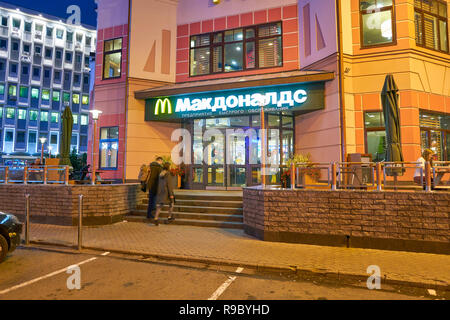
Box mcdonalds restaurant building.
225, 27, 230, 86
92, 0, 450, 188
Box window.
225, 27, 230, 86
84, 56, 90, 68
72, 93, 80, 104
414, 0, 448, 53
360, 0, 395, 47
56, 29, 64, 39
6, 107, 15, 119
80, 114, 88, 125
31, 88, 39, 99
16, 131, 25, 144
34, 45, 41, 55
12, 18, 20, 29
8, 84, 17, 97
103, 38, 122, 79
19, 86, 28, 98
67, 31, 73, 42
22, 65, 29, 75
0, 107, 2, 119
29, 110, 38, 121
56, 50, 62, 60
12, 42, 19, 51
32, 67, 40, 78
51, 112, 59, 123
0, 84, 4, 95
40, 111, 48, 122
1, 17, 7, 27
9, 63, 17, 76
364, 111, 386, 162
42, 89, 50, 101
46, 26, 53, 37
45, 47, 52, 59
86, 36, 92, 46
23, 43, 31, 53
190, 22, 282, 76
82, 95, 89, 105
24, 21, 32, 32
0, 38, 7, 51
420, 112, 450, 161
76, 33, 83, 43
35, 24, 43, 32
65, 52, 72, 63
18, 109, 26, 120
52, 91, 60, 102
73, 114, 78, 124
100, 127, 119, 169
54, 70, 61, 83
63, 92, 70, 104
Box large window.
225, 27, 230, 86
103, 38, 122, 79
420, 112, 450, 161
100, 127, 119, 169
190, 22, 282, 76
364, 111, 386, 162
360, 0, 395, 47
414, 0, 448, 53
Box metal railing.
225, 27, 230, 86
274, 161, 449, 192
0, 165, 70, 185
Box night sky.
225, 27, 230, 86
2, 0, 97, 27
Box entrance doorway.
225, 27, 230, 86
189, 114, 294, 190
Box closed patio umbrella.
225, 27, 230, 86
59, 106, 74, 167
381, 74, 404, 188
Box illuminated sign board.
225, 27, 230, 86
145, 82, 325, 122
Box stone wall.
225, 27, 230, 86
0, 184, 146, 226
244, 188, 449, 254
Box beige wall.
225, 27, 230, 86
129, 0, 178, 83
125, 79, 180, 181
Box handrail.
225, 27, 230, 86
0, 165, 69, 185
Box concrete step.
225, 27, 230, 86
172, 199, 243, 208
129, 210, 243, 222
142, 194, 243, 204
124, 215, 243, 229
136, 204, 242, 214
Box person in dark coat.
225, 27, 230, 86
152, 162, 175, 226
146, 157, 163, 219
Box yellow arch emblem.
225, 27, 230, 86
154, 98, 173, 115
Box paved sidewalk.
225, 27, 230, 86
25, 222, 450, 289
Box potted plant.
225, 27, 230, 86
283, 153, 321, 188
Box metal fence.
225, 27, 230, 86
273, 161, 450, 192
0, 165, 70, 185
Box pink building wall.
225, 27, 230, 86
89, 0, 130, 181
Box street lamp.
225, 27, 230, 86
39, 137, 47, 164
89, 109, 102, 185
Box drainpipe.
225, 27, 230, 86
336, 0, 347, 162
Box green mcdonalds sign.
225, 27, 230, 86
145, 82, 325, 122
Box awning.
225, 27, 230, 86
135, 70, 335, 122
134, 70, 335, 99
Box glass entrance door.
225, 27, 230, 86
190, 114, 293, 189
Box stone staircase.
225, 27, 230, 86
125, 190, 244, 229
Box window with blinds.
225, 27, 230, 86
420, 112, 450, 161
414, 0, 448, 53
189, 22, 283, 76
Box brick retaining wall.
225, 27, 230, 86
0, 184, 146, 226
243, 188, 449, 254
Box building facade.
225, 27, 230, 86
0, 2, 96, 160
94, 0, 449, 188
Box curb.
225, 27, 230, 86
28, 240, 449, 291
82, 245, 448, 291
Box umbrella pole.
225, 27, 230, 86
394, 174, 398, 191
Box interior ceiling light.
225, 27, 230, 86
213, 0, 221, 4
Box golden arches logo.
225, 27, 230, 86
154, 98, 173, 115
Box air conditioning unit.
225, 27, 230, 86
11, 27, 20, 38
21, 54, 31, 63
75, 43, 82, 50
35, 31, 42, 40
34, 51, 42, 57
83, 67, 91, 73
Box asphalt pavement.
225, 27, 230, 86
0, 246, 445, 300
